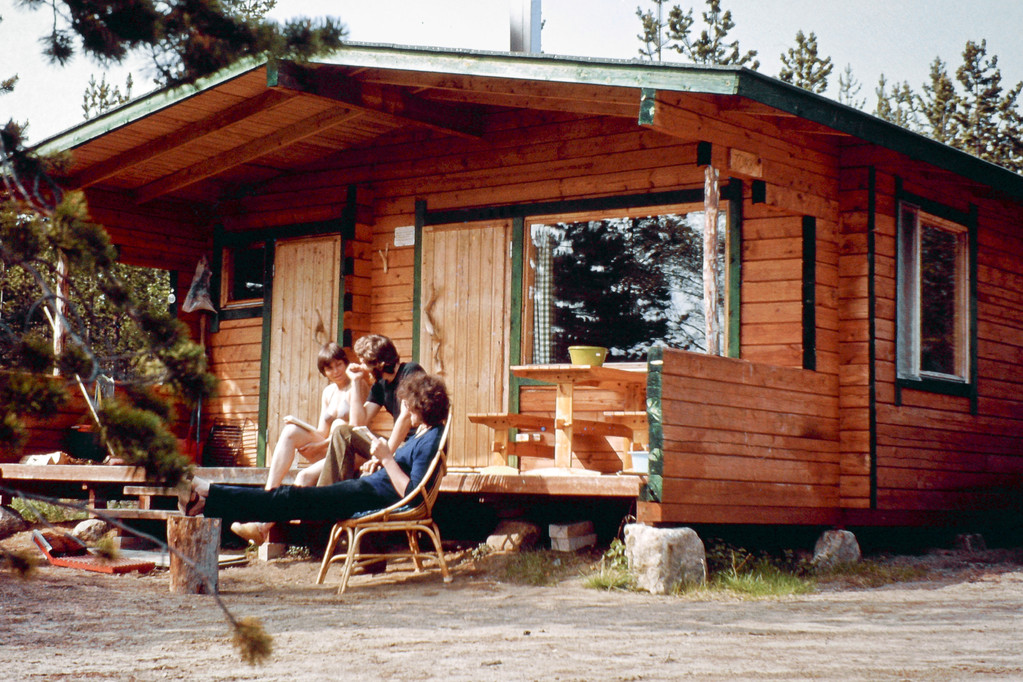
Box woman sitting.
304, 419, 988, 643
180, 373, 448, 524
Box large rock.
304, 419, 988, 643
73, 519, 112, 544
487, 520, 541, 552
812, 529, 861, 570
624, 523, 706, 595
0, 506, 29, 540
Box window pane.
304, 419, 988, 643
529, 211, 725, 363
230, 246, 265, 301
919, 224, 958, 375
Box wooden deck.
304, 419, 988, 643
0, 464, 643, 509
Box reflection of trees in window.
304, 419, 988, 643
530, 211, 725, 363
1, 252, 172, 380
919, 224, 957, 375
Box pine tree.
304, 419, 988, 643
81, 73, 134, 120
953, 40, 1023, 171
635, 0, 758, 69
778, 30, 833, 94
875, 74, 919, 131
837, 64, 866, 110
1, 1, 346, 476
917, 58, 959, 146
685, 0, 759, 69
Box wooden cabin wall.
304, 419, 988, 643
638, 348, 840, 525
836, 165, 875, 511
840, 144, 1023, 523
7, 390, 90, 463
220, 96, 844, 467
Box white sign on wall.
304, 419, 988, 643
394, 226, 416, 247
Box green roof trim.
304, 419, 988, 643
33, 56, 267, 154
34, 42, 1023, 200
734, 71, 1023, 201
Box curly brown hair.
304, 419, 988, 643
396, 373, 449, 428
353, 334, 400, 377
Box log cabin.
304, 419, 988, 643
13, 44, 1023, 530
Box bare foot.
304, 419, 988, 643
230, 522, 269, 546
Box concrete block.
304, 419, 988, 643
549, 520, 594, 539
551, 533, 597, 552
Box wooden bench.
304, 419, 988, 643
467, 413, 556, 466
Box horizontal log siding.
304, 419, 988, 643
206, 317, 262, 466
214, 94, 841, 469
638, 348, 840, 525
14, 383, 195, 464
841, 141, 1023, 521
836, 165, 874, 509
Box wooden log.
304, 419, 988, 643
168, 516, 221, 595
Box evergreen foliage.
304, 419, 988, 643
778, 30, 833, 94
636, 0, 758, 69
81, 73, 134, 120
837, 64, 866, 110
23, 0, 346, 88
874, 40, 1023, 173
1, 1, 347, 481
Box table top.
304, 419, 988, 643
510, 364, 647, 386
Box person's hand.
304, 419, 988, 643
370, 436, 392, 462
346, 363, 372, 384
360, 457, 382, 474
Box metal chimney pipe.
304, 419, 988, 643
510, 0, 541, 53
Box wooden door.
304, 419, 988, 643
420, 221, 512, 468
266, 235, 341, 458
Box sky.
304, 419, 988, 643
2, 0, 1023, 144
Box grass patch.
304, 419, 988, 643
583, 539, 634, 591
502, 550, 572, 586
815, 558, 931, 588
10, 498, 88, 524
698, 561, 816, 598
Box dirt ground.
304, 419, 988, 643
3, 527, 1023, 681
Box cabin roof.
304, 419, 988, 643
36, 42, 1023, 206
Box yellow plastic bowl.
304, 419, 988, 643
568, 346, 608, 366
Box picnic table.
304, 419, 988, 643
469, 364, 648, 470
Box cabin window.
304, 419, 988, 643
523, 208, 726, 364
221, 244, 265, 307
896, 203, 970, 383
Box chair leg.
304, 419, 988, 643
408, 530, 425, 572
316, 523, 343, 585
337, 527, 362, 595
422, 522, 451, 583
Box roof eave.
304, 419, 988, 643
735, 70, 1023, 202
33, 56, 268, 155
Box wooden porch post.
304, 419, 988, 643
704, 165, 721, 355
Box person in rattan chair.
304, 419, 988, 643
179, 374, 448, 530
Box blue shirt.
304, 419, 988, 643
360, 423, 442, 501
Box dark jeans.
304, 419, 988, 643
205, 478, 397, 524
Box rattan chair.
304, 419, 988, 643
315, 411, 453, 594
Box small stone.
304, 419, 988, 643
812, 529, 861, 570
624, 523, 706, 595
953, 533, 986, 553
73, 519, 111, 543
0, 506, 29, 540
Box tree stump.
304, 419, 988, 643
168, 516, 221, 594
